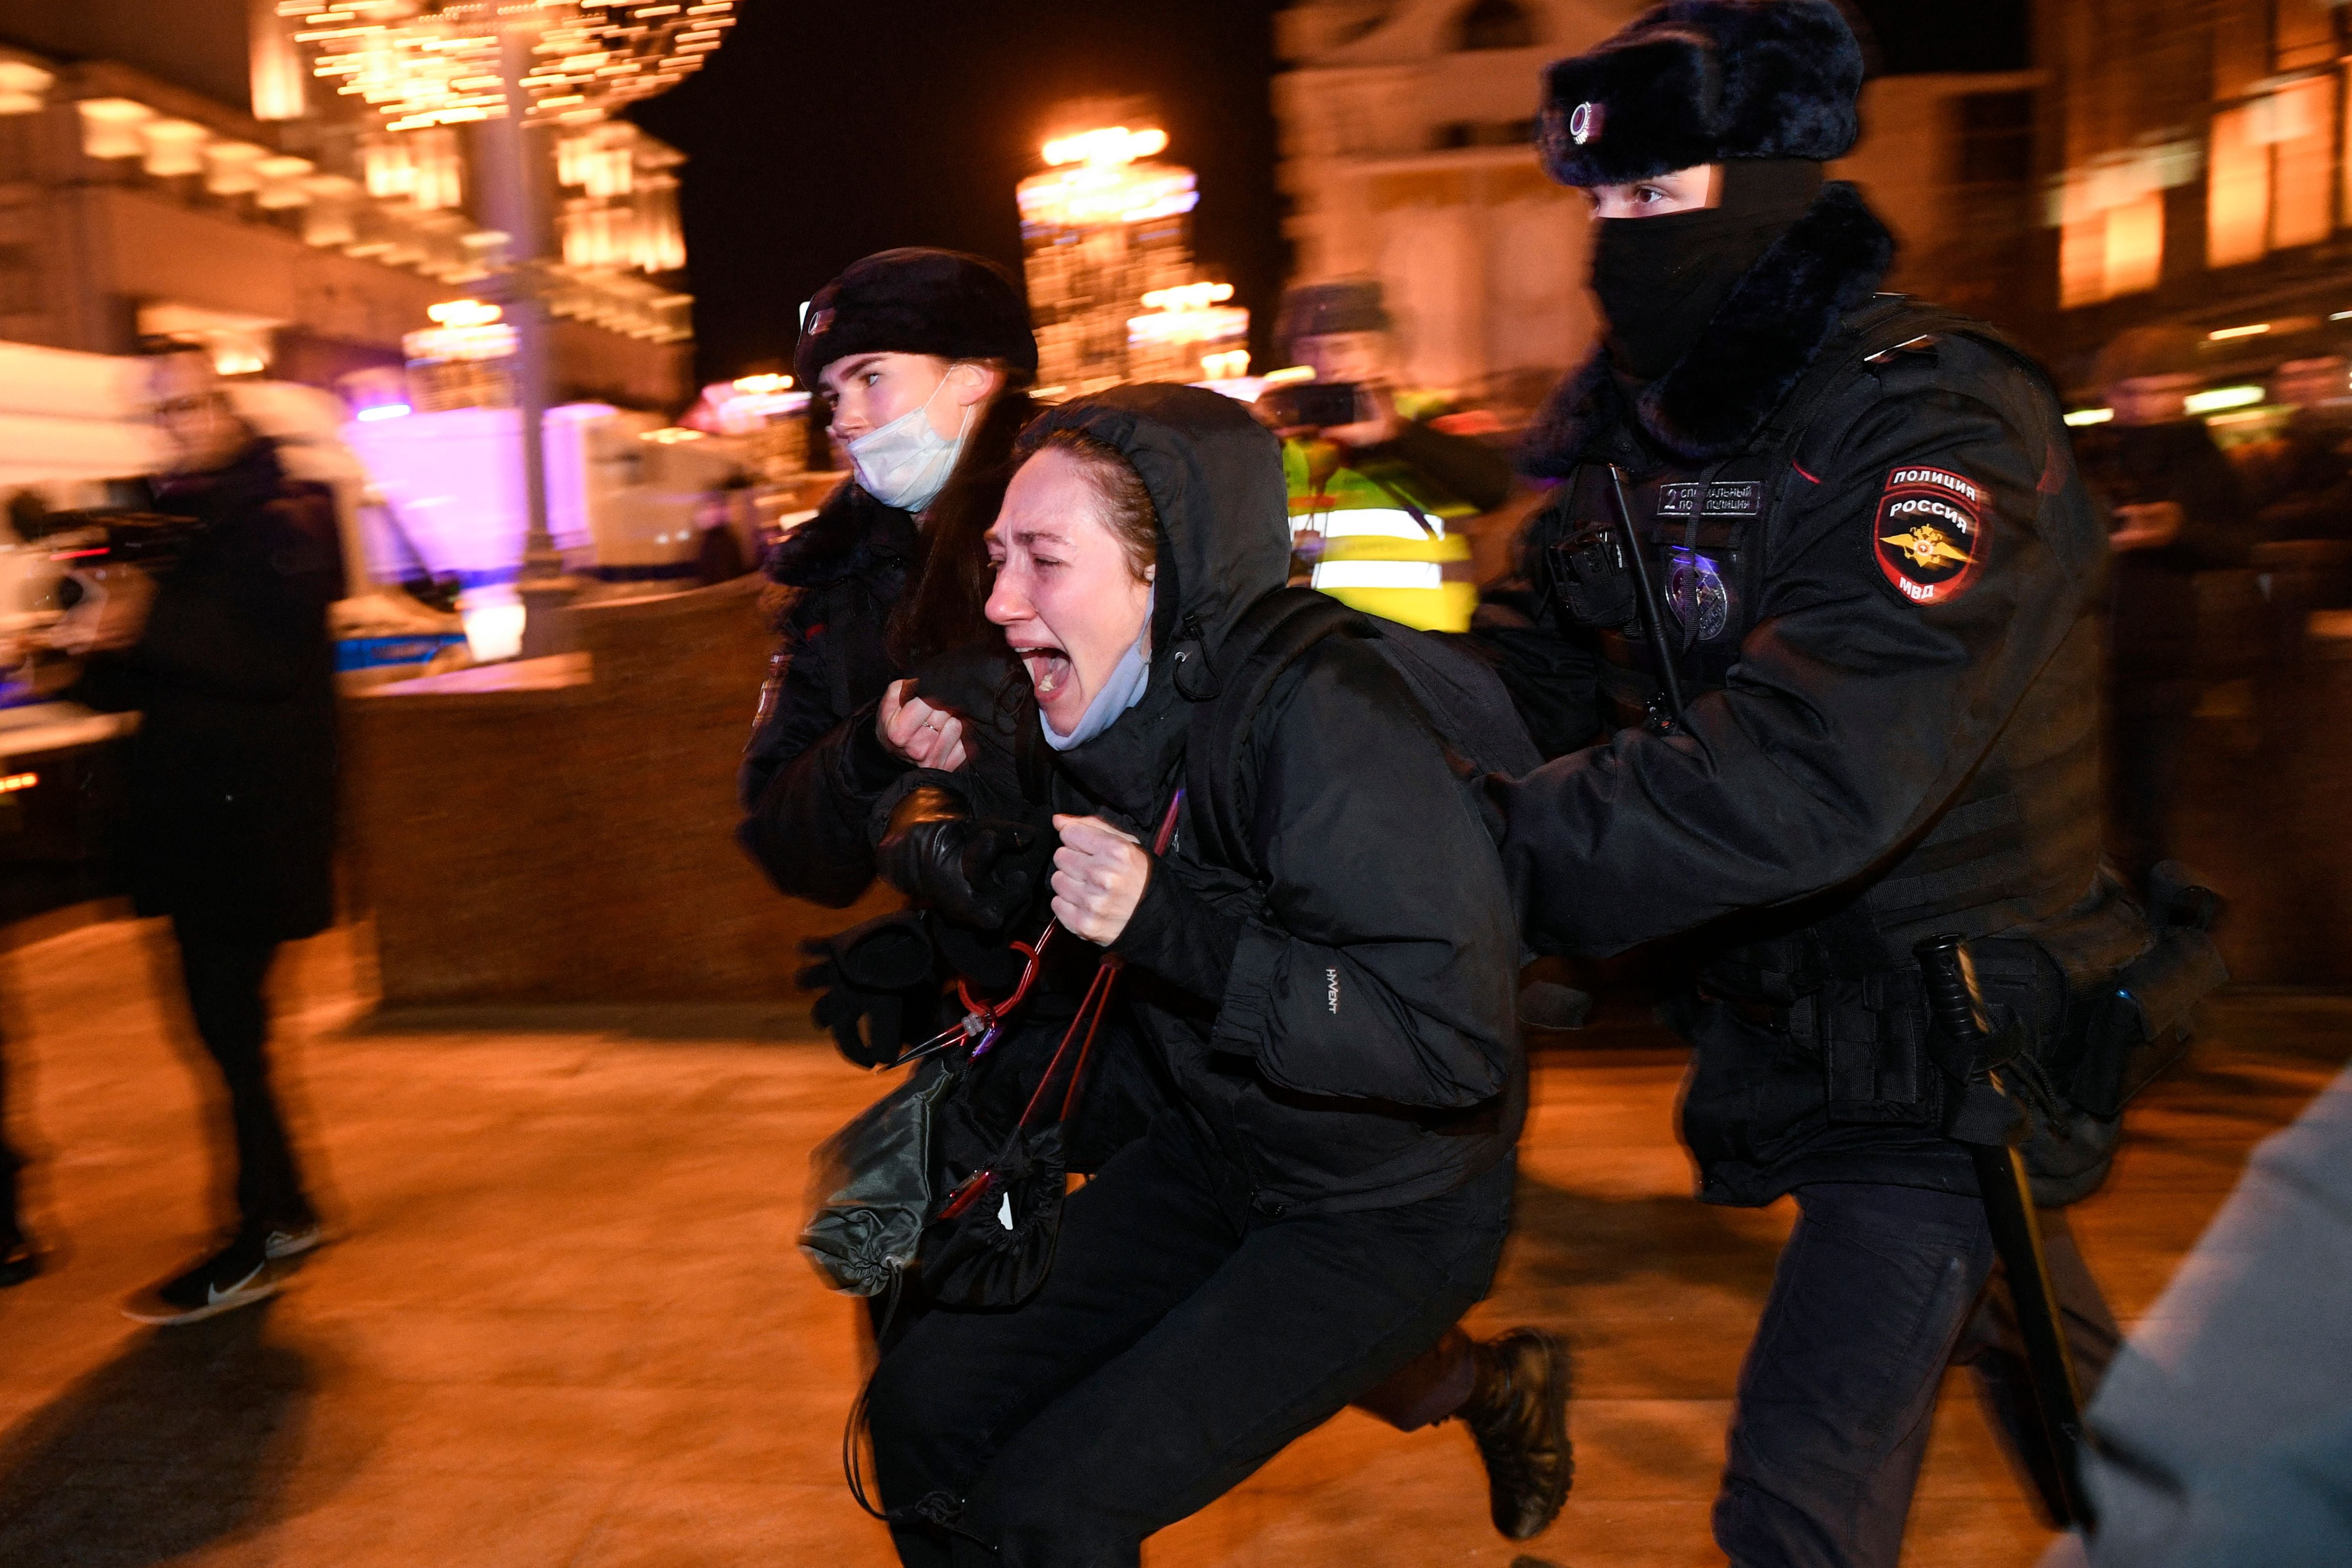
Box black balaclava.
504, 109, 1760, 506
1590, 159, 1825, 382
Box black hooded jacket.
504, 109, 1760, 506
1009, 385, 1525, 1217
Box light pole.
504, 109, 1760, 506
271, 0, 737, 656
484, 19, 569, 657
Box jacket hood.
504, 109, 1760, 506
1520, 180, 1895, 474
1013, 383, 1291, 823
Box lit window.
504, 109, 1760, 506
1457, 0, 1536, 52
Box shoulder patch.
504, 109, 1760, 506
1874, 467, 1985, 605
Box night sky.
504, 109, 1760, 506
633, 0, 2026, 391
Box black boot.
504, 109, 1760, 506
1461, 1327, 1572, 1541
0, 1231, 38, 1288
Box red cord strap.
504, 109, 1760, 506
933, 790, 1185, 1223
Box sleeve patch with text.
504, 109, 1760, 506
1874, 466, 1985, 604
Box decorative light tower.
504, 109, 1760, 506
274, 0, 735, 654
1018, 119, 1201, 395
1016, 114, 1249, 396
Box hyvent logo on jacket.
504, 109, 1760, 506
1325, 967, 1341, 1015
1873, 466, 1986, 605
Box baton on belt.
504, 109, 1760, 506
1916, 933, 2099, 1530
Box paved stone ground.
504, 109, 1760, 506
0, 917, 2344, 1568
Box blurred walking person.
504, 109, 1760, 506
2243, 354, 2352, 543
74, 339, 342, 1324
2071, 326, 2250, 889
0, 1028, 30, 1285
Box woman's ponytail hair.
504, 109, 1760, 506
884, 366, 1037, 669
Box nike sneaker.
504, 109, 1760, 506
261, 1217, 328, 1261
122, 1238, 279, 1325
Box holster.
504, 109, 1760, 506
1764, 970, 2027, 1145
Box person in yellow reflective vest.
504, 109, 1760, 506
1267, 280, 1516, 631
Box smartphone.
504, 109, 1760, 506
1260, 381, 1369, 431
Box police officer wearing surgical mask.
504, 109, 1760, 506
1482, 4, 2186, 1564
738, 249, 1041, 914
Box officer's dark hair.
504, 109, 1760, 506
1019, 428, 1159, 582
884, 383, 1041, 669
134, 333, 212, 360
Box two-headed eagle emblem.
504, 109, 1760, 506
1879, 522, 1971, 571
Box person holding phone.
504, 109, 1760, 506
1266, 281, 1516, 631
2070, 325, 2251, 889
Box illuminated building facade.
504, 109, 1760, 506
0, 0, 694, 409
2037, 0, 2352, 382
1273, 1, 1625, 400
1275, 1, 2046, 405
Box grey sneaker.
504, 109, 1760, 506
122, 1239, 279, 1325
261, 1219, 327, 1260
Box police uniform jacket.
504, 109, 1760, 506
1489, 183, 2140, 1204
738, 488, 1047, 918
736, 481, 928, 907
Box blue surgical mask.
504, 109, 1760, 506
847, 373, 972, 514
1040, 588, 1155, 752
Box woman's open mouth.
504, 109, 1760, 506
1017, 645, 1072, 700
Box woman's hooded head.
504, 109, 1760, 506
987, 384, 1291, 822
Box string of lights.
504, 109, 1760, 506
277, 0, 736, 132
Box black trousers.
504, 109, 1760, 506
868, 1114, 1512, 1568
1713, 1182, 2120, 1568
2108, 674, 2196, 888
171, 917, 308, 1235
0, 1024, 21, 1250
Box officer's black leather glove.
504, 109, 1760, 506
795, 912, 940, 1068
876, 786, 1041, 932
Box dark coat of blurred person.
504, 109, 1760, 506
2072, 327, 2252, 888
1479, 4, 2158, 1562
2239, 354, 2352, 542
0, 999, 28, 1286
69, 340, 339, 1325
0, 614, 27, 1283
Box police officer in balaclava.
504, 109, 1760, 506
1481, 4, 2194, 1564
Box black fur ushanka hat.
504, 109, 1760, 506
1536, 0, 1865, 188
794, 248, 1038, 388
